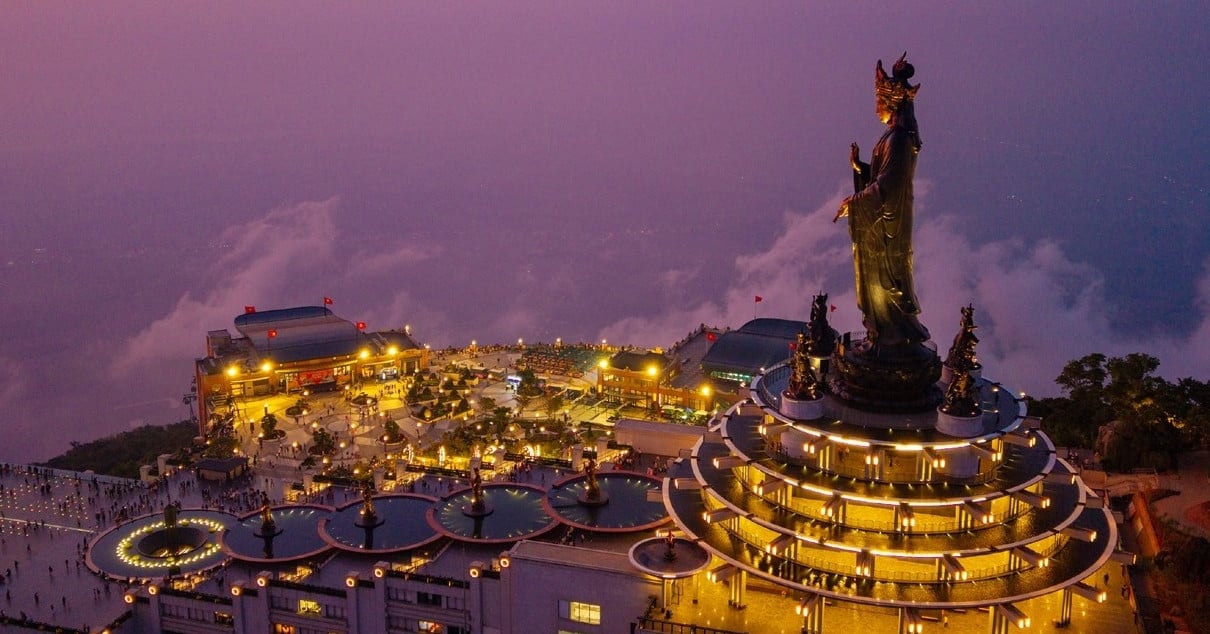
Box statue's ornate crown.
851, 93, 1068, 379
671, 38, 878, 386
876, 52, 920, 105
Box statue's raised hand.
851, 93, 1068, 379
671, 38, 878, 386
849, 142, 862, 173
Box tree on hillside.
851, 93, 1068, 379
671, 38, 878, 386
1055, 353, 1109, 402
43, 421, 200, 478
1062, 353, 1188, 470
1171, 377, 1210, 446
1104, 353, 1166, 423
1035, 353, 1115, 448
1037, 352, 1205, 471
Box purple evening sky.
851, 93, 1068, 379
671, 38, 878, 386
1, 2, 1207, 460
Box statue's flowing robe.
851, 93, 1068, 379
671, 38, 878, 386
847, 115, 929, 347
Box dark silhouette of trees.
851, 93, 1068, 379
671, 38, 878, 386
1031, 352, 1208, 471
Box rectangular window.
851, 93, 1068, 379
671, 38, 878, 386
386, 614, 414, 629
559, 600, 601, 625
571, 601, 601, 625
214, 611, 234, 625
273, 624, 296, 634
417, 591, 443, 607
297, 598, 322, 616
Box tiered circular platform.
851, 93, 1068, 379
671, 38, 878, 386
664, 362, 1120, 628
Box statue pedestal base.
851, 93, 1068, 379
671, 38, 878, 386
936, 410, 984, 438
462, 504, 494, 518
779, 394, 823, 421
254, 525, 283, 540
828, 342, 942, 414
355, 517, 385, 530
941, 363, 982, 385
576, 491, 610, 507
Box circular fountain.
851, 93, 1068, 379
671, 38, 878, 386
320, 493, 441, 554
87, 506, 236, 580
629, 532, 710, 578
222, 502, 331, 563
428, 483, 557, 544
545, 470, 668, 533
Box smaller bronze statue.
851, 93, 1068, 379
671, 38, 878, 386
663, 530, 678, 561
358, 483, 378, 525
806, 293, 838, 358
940, 305, 981, 418
160, 502, 180, 554
254, 492, 282, 556
584, 457, 601, 501
941, 371, 980, 418
469, 468, 486, 514
576, 456, 609, 506
462, 467, 493, 517
944, 304, 980, 374
784, 332, 821, 401
163, 503, 178, 529
258, 492, 276, 534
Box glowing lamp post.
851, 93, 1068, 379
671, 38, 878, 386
648, 365, 660, 409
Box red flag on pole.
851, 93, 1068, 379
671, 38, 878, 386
830, 304, 837, 312
754, 295, 763, 303
324, 297, 333, 305
244, 306, 256, 314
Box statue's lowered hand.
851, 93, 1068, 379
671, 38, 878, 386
833, 199, 850, 223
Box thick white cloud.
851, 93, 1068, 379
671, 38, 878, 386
110, 198, 441, 377
112, 199, 342, 375
600, 189, 1210, 396
354, 245, 442, 277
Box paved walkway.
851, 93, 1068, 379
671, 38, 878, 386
0, 464, 143, 632
0, 462, 288, 633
